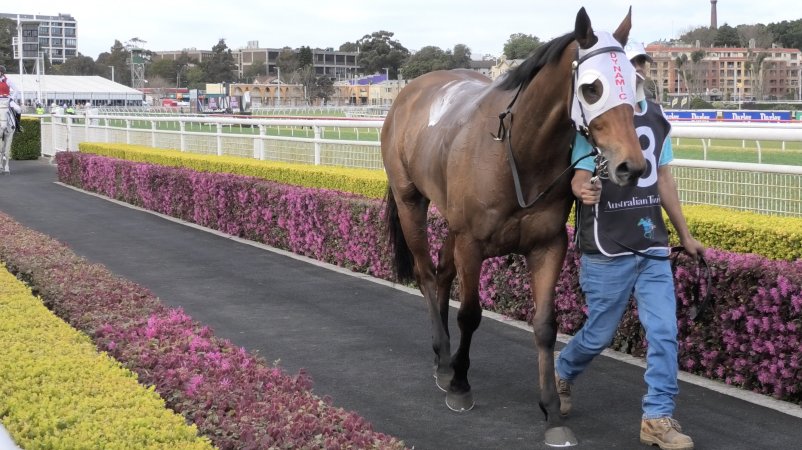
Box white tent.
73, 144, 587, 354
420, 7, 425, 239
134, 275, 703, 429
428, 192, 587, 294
6, 74, 144, 107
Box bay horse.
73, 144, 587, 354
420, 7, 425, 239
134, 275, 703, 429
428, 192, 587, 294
0, 97, 14, 173
381, 7, 645, 447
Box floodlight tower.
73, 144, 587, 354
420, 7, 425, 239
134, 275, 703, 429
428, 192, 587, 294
126, 38, 149, 89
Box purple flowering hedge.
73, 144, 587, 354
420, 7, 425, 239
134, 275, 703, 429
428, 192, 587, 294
0, 211, 405, 449
56, 151, 802, 405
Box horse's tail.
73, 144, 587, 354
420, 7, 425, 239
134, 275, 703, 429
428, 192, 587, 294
384, 188, 415, 283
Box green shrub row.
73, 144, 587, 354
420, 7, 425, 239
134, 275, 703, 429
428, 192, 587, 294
78, 143, 802, 261
78, 142, 388, 199
0, 265, 214, 449
11, 117, 41, 160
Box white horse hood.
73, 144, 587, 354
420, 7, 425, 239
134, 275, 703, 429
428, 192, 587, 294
571, 31, 638, 127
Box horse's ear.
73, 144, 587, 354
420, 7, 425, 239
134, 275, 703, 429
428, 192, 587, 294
613, 6, 633, 47
574, 7, 597, 49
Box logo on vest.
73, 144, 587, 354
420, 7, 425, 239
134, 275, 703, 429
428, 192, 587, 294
637, 217, 656, 239
605, 194, 661, 211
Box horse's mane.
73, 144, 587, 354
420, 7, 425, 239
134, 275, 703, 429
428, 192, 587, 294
497, 32, 576, 92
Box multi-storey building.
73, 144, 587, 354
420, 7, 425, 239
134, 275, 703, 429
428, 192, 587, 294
646, 41, 802, 102
151, 48, 214, 64
0, 12, 77, 65
153, 42, 361, 82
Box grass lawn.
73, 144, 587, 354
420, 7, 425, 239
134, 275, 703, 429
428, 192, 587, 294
673, 138, 802, 166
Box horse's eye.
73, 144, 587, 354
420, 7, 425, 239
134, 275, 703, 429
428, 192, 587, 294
580, 81, 603, 104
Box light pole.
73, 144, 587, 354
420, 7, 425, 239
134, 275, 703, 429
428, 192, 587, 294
108, 65, 115, 83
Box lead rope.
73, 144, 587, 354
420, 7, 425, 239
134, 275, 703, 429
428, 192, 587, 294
493, 52, 606, 209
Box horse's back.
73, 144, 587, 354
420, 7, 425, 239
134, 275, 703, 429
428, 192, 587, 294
381, 69, 493, 204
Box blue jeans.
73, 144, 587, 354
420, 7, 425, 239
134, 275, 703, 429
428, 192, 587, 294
556, 251, 679, 419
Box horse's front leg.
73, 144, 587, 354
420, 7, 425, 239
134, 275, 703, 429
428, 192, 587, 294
446, 235, 483, 412
527, 234, 578, 447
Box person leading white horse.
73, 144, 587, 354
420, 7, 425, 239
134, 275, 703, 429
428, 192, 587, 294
0, 65, 23, 133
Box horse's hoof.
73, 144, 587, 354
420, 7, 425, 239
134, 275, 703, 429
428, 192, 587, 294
434, 369, 453, 392
445, 390, 474, 412
544, 426, 578, 447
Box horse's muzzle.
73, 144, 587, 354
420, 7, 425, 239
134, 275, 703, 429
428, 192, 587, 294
612, 161, 645, 186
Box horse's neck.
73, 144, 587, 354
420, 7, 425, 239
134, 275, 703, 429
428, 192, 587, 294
510, 72, 573, 168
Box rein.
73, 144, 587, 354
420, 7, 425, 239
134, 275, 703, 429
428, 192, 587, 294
492, 45, 625, 209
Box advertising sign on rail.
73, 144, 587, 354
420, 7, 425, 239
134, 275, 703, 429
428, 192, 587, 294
663, 110, 717, 121
664, 110, 793, 122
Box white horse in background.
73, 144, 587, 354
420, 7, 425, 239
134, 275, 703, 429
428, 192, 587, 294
0, 97, 14, 173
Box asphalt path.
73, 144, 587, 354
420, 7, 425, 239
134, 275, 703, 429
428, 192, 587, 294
1, 159, 800, 450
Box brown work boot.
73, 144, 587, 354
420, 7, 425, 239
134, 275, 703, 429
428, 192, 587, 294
640, 417, 694, 450
554, 352, 571, 416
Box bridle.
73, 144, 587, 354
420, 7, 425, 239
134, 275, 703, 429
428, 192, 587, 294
492, 42, 629, 209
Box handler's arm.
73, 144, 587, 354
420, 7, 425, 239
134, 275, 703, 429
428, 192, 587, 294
658, 165, 704, 257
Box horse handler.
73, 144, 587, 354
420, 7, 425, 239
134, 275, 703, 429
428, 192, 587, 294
0, 65, 23, 133
555, 40, 705, 450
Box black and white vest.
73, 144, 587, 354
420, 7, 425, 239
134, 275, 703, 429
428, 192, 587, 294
577, 100, 671, 255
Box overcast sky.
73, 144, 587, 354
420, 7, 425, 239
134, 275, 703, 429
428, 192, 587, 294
24, 1, 799, 60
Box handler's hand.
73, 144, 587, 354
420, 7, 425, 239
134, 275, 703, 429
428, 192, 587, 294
681, 236, 706, 258
579, 178, 601, 205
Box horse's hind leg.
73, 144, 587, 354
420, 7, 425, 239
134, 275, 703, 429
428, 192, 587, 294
446, 235, 483, 412
528, 235, 577, 446
393, 190, 453, 386
433, 231, 457, 390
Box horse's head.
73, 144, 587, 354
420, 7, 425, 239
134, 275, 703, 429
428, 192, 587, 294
571, 7, 645, 186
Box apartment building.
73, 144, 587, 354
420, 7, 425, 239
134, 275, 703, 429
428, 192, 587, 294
0, 12, 77, 64
646, 41, 802, 102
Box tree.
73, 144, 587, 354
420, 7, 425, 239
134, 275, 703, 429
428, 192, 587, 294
174, 51, 198, 88
338, 42, 358, 52
714, 23, 740, 47
503, 33, 542, 60
451, 44, 472, 69
184, 66, 206, 90
0, 18, 17, 70
675, 53, 689, 95
148, 58, 179, 85
355, 31, 410, 78
51, 55, 97, 75
96, 40, 131, 86
401, 46, 451, 79
203, 38, 237, 83
745, 50, 769, 100
309, 75, 334, 104
298, 46, 313, 68
737, 24, 775, 49
767, 19, 802, 50
686, 50, 706, 96
243, 61, 266, 82
678, 26, 717, 47
276, 47, 298, 80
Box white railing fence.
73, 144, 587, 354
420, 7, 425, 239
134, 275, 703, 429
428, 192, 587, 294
40, 114, 802, 217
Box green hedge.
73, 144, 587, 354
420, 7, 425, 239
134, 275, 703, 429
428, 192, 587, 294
11, 117, 41, 160
78, 142, 802, 261
79, 142, 388, 199
0, 265, 214, 449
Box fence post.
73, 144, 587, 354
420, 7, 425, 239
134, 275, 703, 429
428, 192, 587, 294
216, 123, 223, 156
151, 119, 157, 148
65, 116, 73, 151
179, 120, 186, 152
256, 124, 265, 160
125, 119, 131, 145
313, 125, 321, 165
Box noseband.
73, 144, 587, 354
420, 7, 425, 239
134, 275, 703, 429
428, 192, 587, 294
493, 44, 628, 209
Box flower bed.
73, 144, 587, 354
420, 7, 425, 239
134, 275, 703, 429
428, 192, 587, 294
56, 151, 802, 405
0, 265, 213, 449
0, 212, 406, 450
